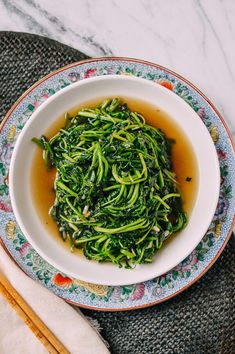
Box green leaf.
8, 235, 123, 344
176, 82, 181, 90
199, 248, 208, 254
44, 277, 50, 285
172, 270, 179, 280
160, 278, 167, 287
146, 73, 156, 80
27, 104, 35, 112
198, 254, 204, 262
196, 242, 203, 251
0, 163, 6, 176
220, 165, 228, 177
208, 240, 214, 247
90, 293, 96, 300
122, 286, 133, 295
18, 233, 25, 241
0, 184, 8, 196
224, 185, 232, 198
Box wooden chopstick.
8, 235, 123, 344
0, 271, 70, 354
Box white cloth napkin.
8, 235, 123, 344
0, 244, 110, 354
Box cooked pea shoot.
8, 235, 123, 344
32, 98, 187, 268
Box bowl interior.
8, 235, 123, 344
9, 75, 220, 285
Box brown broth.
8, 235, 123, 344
31, 97, 198, 244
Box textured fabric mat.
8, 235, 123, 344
0, 32, 234, 354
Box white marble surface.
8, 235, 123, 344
0, 0, 235, 140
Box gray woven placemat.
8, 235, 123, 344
0, 32, 234, 354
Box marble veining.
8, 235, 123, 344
0, 0, 235, 140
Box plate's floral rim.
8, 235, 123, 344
0, 57, 234, 311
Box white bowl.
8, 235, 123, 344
9, 75, 220, 286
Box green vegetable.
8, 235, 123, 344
32, 98, 187, 268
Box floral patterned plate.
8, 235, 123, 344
0, 58, 234, 311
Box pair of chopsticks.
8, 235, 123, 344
0, 270, 70, 354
